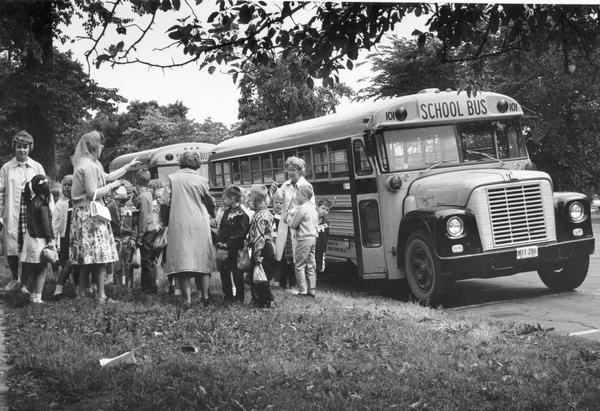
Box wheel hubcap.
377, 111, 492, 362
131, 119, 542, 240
411, 246, 433, 292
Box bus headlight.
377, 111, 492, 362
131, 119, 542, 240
568, 201, 585, 223
447, 216, 464, 238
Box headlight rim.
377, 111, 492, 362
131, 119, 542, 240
446, 216, 465, 238
568, 201, 586, 223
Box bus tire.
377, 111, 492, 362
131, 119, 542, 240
404, 230, 454, 307
537, 256, 589, 292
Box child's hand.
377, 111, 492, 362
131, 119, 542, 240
128, 239, 136, 249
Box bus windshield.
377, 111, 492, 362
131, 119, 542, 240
381, 120, 527, 172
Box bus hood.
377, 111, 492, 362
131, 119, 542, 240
408, 169, 551, 207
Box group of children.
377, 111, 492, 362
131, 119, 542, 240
215, 182, 331, 308
50, 170, 165, 300
18, 167, 332, 307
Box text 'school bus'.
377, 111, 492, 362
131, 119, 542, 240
109, 142, 215, 183
208, 88, 595, 305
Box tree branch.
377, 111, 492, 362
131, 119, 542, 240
84, 0, 122, 72
122, 9, 157, 59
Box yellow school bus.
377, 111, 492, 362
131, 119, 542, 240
209, 88, 595, 305
109, 142, 215, 182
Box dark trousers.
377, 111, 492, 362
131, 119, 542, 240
140, 230, 158, 293
253, 258, 274, 307
220, 254, 244, 301
7, 255, 19, 281
278, 259, 295, 288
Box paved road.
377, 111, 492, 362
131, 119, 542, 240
320, 218, 600, 342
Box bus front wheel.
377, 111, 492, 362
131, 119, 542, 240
404, 230, 454, 306
537, 256, 589, 292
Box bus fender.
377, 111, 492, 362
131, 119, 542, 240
552, 192, 594, 241
396, 207, 481, 269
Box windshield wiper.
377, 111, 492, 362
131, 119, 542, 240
466, 149, 505, 165
421, 159, 456, 173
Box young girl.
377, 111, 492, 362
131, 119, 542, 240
247, 184, 275, 308
20, 174, 54, 304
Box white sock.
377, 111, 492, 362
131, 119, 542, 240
54, 284, 63, 295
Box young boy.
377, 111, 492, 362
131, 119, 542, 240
107, 180, 137, 288
246, 184, 275, 308
53, 175, 76, 298
315, 199, 332, 274
134, 170, 158, 293
216, 185, 250, 303
287, 185, 318, 297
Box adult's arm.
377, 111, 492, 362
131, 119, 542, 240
104, 158, 141, 182
83, 165, 120, 200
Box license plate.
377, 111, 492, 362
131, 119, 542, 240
516, 245, 538, 259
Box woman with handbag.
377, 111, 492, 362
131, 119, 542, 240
20, 175, 54, 304
69, 131, 139, 303
161, 151, 216, 306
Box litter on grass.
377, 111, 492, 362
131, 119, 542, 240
180, 345, 198, 353
99, 350, 137, 367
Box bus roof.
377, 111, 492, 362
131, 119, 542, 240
211, 90, 523, 161
108, 148, 155, 172
149, 142, 215, 167
109, 142, 215, 172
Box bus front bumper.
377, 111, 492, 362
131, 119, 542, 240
440, 237, 595, 280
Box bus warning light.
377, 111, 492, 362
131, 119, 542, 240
395, 107, 408, 121
497, 99, 509, 113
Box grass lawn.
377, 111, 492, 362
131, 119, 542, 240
2, 269, 600, 410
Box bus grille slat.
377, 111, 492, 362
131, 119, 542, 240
486, 183, 549, 247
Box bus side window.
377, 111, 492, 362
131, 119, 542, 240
232, 160, 241, 184
329, 141, 348, 178
250, 156, 261, 183
298, 147, 313, 180
353, 140, 373, 176
261, 154, 273, 182
240, 157, 250, 184
359, 200, 382, 247
213, 162, 223, 186
273, 152, 285, 182
223, 161, 231, 185
313, 144, 329, 179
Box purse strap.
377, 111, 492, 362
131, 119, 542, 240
93, 189, 98, 202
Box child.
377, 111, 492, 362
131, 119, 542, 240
53, 175, 77, 298
216, 185, 250, 303
20, 175, 54, 304
272, 191, 293, 289
287, 185, 318, 297
315, 199, 332, 274
134, 170, 158, 293
107, 180, 137, 288
246, 184, 275, 308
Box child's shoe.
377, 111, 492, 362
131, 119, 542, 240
20, 286, 30, 295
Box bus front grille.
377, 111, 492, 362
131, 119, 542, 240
486, 183, 548, 247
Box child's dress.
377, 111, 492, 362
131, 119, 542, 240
20, 199, 53, 263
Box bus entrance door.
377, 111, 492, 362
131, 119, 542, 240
351, 138, 386, 279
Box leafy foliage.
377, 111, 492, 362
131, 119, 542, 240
76, 2, 600, 88
236, 55, 354, 135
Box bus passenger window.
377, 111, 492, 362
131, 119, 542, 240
353, 140, 372, 175
250, 156, 262, 183
223, 161, 231, 185
329, 141, 348, 178
240, 158, 250, 184
231, 160, 241, 184
313, 144, 329, 179
359, 200, 381, 247
298, 148, 313, 180
261, 154, 273, 182
214, 162, 224, 186
273, 152, 285, 182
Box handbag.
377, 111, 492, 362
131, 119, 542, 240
90, 190, 112, 223
237, 247, 251, 272
152, 227, 168, 250
215, 247, 228, 262
40, 245, 58, 264
132, 247, 141, 268
252, 264, 268, 283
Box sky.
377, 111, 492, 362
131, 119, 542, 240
60, 4, 426, 127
